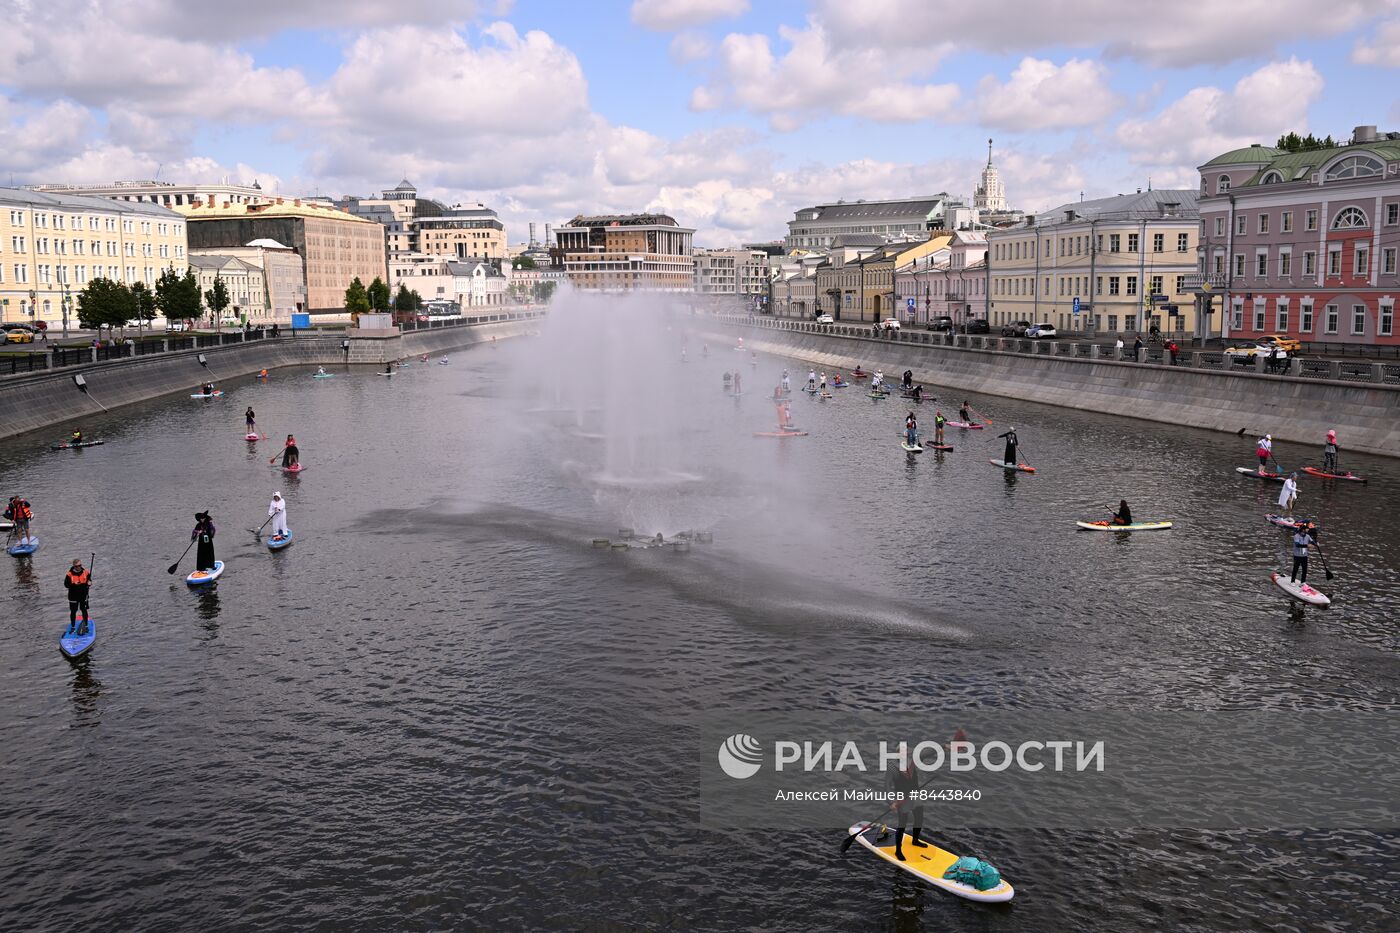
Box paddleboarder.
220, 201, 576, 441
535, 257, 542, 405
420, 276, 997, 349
902, 369, 913, 390
733, 371, 742, 394
267, 492, 289, 542
887, 757, 927, 861
1109, 499, 1134, 526
5, 496, 33, 546
959, 401, 972, 424
997, 428, 1020, 467
69, 428, 84, 446
245, 407, 256, 434
1255, 434, 1273, 472
192, 512, 217, 572
63, 558, 92, 632
257, 368, 269, 380
781, 371, 791, 394
1289, 522, 1318, 584
807, 369, 817, 391
1279, 473, 1299, 516
202, 382, 215, 396
908, 384, 923, 402
905, 412, 919, 447
1322, 430, 1339, 474
933, 410, 946, 447
271, 434, 299, 469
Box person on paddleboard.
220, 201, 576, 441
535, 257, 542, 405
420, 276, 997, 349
1256, 434, 1273, 472
6, 496, 33, 546
933, 411, 946, 446
902, 369, 913, 389
1279, 474, 1299, 516
887, 757, 928, 861
807, 370, 817, 391
905, 412, 919, 447
64, 558, 92, 633
245, 407, 256, 432
70, 428, 83, 445
908, 384, 923, 402
257, 369, 269, 379
192, 512, 216, 572
997, 428, 1019, 466
1289, 522, 1317, 584
733, 371, 742, 394
278, 435, 300, 468
1110, 499, 1134, 526
268, 492, 289, 542
202, 382, 215, 396
781, 371, 791, 393
959, 401, 972, 423
1322, 430, 1339, 473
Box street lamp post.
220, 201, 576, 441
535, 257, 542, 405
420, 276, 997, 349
61, 285, 71, 339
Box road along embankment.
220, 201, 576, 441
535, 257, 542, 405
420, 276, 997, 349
0, 317, 537, 441
710, 318, 1400, 458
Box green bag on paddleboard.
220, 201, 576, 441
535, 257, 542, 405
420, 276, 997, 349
943, 856, 1001, 891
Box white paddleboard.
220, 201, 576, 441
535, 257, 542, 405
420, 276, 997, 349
849, 823, 1014, 902
1270, 572, 1330, 606
1075, 520, 1172, 531
186, 560, 225, 586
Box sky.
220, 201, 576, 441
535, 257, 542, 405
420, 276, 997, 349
2, 0, 1400, 246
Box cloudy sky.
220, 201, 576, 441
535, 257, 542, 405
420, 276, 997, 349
3, 0, 1399, 245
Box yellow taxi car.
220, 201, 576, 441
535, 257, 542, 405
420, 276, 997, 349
4, 326, 35, 344
1259, 334, 1302, 352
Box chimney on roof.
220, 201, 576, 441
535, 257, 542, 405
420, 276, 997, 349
1353, 125, 1378, 143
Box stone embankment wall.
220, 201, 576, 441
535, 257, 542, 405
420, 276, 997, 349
0, 318, 537, 440
711, 318, 1400, 457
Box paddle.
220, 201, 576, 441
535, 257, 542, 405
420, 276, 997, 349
250, 514, 273, 538
969, 405, 993, 426
1312, 532, 1336, 581
840, 732, 969, 853
166, 536, 196, 574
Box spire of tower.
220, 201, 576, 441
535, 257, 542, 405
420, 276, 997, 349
987, 138, 994, 168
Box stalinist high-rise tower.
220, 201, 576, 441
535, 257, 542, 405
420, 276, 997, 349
973, 138, 1006, 212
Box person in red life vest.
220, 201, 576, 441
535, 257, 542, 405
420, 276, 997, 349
6, 495, 34, 546
64, 558, 92, 633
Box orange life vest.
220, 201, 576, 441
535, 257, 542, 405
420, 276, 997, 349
66, 568, 90, 586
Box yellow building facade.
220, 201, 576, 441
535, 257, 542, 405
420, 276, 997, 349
0, 187, 188, 326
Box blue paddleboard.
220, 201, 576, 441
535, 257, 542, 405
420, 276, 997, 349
59, 618, 96, 658
267, 529, 294, 551
186, 560, 224, 586
8, 536, 39, 556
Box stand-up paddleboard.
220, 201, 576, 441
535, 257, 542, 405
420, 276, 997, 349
311, 372, 335, 379
379, 371, 395, 377
832, 382, 848, 388
1271, 572, 1330, 606
1302, 466, 1366, 483
1076, 520, 1173, 531
8, 537, 39, 556
50, 440, 105, 450
282, 463, 305, 474
901, 442, 924, 452
868, 391, 889, 399
1265, 513, 1309, 530
989, 459, 1036, 473
59, 619, 96, 659
848, 823, 1014, 903
754, 431, 808, 438
191, 391, 224, 398
946, 421, 984, 429
850, 372, 869, 380
927, 443, 954, 451
819, 392, 832, 399
1236, 467, 1285, 481
186, 560, 225, 586
244, 433, 260, 441
0, 519, 12, 531
438, 360, 449, 365
267, 529, 294, 551
804, 386, 818, 394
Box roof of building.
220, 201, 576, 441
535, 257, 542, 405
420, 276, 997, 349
183, 199, 380, 225
566, 213, 682, 228
1020, 190, 1199, 228
792, 196, 953, 221
186, 254, 259, 272
1200, 144, 1284, 167
829, 234, 885, 248
1238, 140, 1400, 187
0, 186, 184, 218
394, 179, 416, 191
445, 259, 504, 277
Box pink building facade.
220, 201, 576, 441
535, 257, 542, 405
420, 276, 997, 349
1194, 131, 1400, 346
895, 232, 987, 327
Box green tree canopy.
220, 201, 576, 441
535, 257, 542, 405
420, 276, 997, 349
156, 266, 201, 323
409, 289, 423, 310
393, 284, 416, 311
1274, 131, 1338, 153
512, 255, 537, 269
532, 280, 557, 304
129, 280, 157, 325
345, 277, 371, 313
204, 274, 230, 322
76, 277, 137, 329
368, 276, 391, 312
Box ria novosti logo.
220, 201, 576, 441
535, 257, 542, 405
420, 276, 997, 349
717, 733, 763, 779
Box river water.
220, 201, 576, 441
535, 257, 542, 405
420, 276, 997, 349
1, 313, 1396, 932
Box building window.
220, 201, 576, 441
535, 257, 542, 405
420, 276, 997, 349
1128, 233, 1139, 252
1109, 234, 1120, 253
1259, 171, 1283, 185
1303, 251, 1316, 276
1237, 214, 1247, 235
1325, 155, 1383, 180
1385, 248, 1397, 275
1150, 275, 1163, 295
1096, 276, 1103, 295
1213, 254, 1224, 275
1108, 276, 1120, 295
1305, 209, 1318, 231
1277, 301, 1289, 331
1254, 305, 1265, 331
1178, 233, 1189, 252
1107, 314, 1118, 331
1382, 303, 1394, 337
1279, 252, 1291, 276
1331, 207, 1368, 229
1355, 246, 1370, 277
1352, 304, 1367, 335
1300, 302, 1313, 332
1175, 274, 1186, 293
1213, 217, 1224, 237
1281, 211, 1293, 233
1232, 304, 1243, 330
1152, 233, 1163, 252
1234, 255, 1245, 277
1256, 253, 1268, 276
1328, 248, 1341, 276
11, 236, 24, 252
1386, 203, 1399, 226
1217, 174, 1231, 194
8, 210, 22, 224
1126, 276, 1138, 296
1258, 214, 1270, 234
1325, 304, 1339, 334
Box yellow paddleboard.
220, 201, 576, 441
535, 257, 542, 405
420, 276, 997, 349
848, 822, 1014, 902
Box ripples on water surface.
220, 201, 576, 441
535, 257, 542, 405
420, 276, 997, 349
0, 324, 1396, 931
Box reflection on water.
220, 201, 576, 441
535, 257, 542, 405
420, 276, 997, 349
66, 658, 103, 728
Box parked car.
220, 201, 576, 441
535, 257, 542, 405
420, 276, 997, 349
927, 315, 954, 332
961, 318, 991, 334
1026, 323, 1058, 339
1224, 343, 1290, 364
879, 318, 901, 331
1257, 333, 1302, 353
1001, 320, 1032, 337
4, 325, 35, 343
815, 313, 834, 324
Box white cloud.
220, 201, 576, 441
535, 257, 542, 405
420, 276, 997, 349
974, 58, 1120, 130
670, 31, 713, 63
1115, 58, 1324, 169
631, 0, 749, 31
1353, 17, 1400, 66
814, 0, 1399, 67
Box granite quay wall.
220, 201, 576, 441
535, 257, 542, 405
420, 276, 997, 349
711, 315, 1400, 458
0, 313, 542, 441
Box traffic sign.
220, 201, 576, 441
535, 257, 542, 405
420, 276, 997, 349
1072, 297, 1080, 314
906, 297, 915, 312
1151, 293, 1169, 304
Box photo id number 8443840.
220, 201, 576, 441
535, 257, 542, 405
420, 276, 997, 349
908, 789, 982, 802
